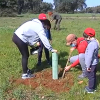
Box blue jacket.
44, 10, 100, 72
85, 39, 99, 68
45, 29, 52, 40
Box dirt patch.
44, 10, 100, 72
10, 68, 74, 93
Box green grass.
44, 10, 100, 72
0, 13, 100, 100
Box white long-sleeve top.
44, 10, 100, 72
14, 19, 53, 51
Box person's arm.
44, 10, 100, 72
48, 29, 52, 44
50, 16, 54, 22
85, 43, 95, 69
70, 59, 80, 67
47, 29, 52, 40
65, 59, 79, 71
48, 14, 52, 21
38, 29, 56, 52
70, 47, 76, 53
50, 14, 55, 22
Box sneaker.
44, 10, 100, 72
78, 73, 87, 79
22, 73, 35, 79
22, 69, 35, 79
84, 86, 94, 93
30, 46, 39, 55
32, 50, 38, 54
27, 69, 32, 74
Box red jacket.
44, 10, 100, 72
71, 37, 88, 67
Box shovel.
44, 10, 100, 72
62, 52, 72, 79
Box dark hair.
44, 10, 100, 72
75, 36, 77, 40
39, 19, 51, 28
83, 33, 88, 38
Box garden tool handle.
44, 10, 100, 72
62, 51, 72, 79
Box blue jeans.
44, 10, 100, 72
87, 65, 97, 89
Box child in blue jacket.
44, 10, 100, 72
83, 28, 99, 93
37, 28, 52, 66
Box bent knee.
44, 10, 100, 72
79, 54, 85, 59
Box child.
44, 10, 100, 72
65, 34, 88, 79
83, 28, 99, 93
37, 28, 52, 66
50, 12, 62, 30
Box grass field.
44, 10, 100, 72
0, 13, 100, 100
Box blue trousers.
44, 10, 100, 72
87, 65, 97, 89
38, 40, 50, 63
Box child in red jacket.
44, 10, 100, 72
65, 34, 88, 79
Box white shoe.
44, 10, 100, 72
30, 47, 39, 55
31, 50, 38, 54
22, 73, 35, 79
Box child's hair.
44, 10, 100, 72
48, 12, 53, 16
83, 33, 88, 38
39, 19, 51, 28
75, 36, 77, 40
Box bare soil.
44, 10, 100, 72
9, 68, 74, 93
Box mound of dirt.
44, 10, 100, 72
10, 68, 74, 93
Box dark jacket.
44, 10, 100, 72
45, 29, 52, 40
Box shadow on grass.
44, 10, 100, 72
57, 51, 69, 77
58, 51, 82, 70
60, 28, 68, 30
58, 51, 84, 77
31, 56, 52, 73
58, 51, 69, 68
96, 62, 100, 88
31, 51, 68, 73
31, 51, 83, 76
17, 15, 24, 17
96, 74, 100, 89
51, 28, 67, 31
96, 62, 100, 72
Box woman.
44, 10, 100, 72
12, 13, 57, 79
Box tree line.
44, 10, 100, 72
0, 0, 100, 17
53, 0, 100, 13
86, 6, 100, 13
0, 0, 52, 16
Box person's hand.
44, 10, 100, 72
70, 47, 75, 53
65, 65, 71, 71
36, 42, 40, 46
52, 49, 57, 53
87, 68, 91, 72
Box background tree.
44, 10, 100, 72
1, 0, 100, 17
86, 6, 100, 13
17, 0, 24, 14
57, 1, 71, 13
22, 0, 53, 14
53, 0, 87, 13
86, 7, 94, 13
40, 2, 53, 13
0, 0, 17, 17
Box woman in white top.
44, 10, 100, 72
12, 13, 57, 79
